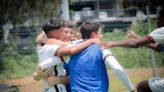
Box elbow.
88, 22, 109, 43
33, 77, 41, 81
69, 49, 75, 55
128, 42, 139, 48
129, 39, 140, 48
56, 50, 72, 56
114, 69, 123, 74
70, 49, 75, 55
68, 48, 76, 55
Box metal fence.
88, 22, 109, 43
0, 26, 42, 60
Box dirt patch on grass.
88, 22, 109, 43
0, 68, 163, 92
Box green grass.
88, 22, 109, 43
107, 68, 163, 92
0, 52, 37, 80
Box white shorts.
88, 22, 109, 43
148, 77, 164, 92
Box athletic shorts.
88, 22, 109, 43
148, 77, 164, 92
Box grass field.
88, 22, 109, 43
108, 68, 164, 92
0, 68, 163, 92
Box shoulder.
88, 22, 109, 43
71, 39, 84, 44
148, 27, 164, 44
88, 44, 101, 50
39, 44, 61, 54
149, 27, 164, 35
89, 44, 103, 55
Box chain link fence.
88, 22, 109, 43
0, 26, 42, 71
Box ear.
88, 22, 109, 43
91, 32, 96, 38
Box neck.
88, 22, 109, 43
47, 33, 58, 39
83, 38, 89, 41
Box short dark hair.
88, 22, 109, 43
43, 18, 65, 35
80, 21, 100, 39
76, 19, 87, 28
159, 9, 164, 18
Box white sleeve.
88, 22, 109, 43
148, 27, 164, 44
103, 49, 134, 91
39, 56, 62, 70
65, 43, 76, 48
102, 49, 112, 59
66, 39, 84, 48
48, 45, 60, 56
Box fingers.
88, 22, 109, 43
43, 68, 53, 77
46, 76, 55, 86
127, 30, 138, 39
46, 69, 53, 77
100, 42, 112, 49
93, 39, 101, 44
46, 76, 59, 86
35, 31, 47, 44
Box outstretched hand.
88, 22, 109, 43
100, 41, 115, 49
127, 30, 139, 39
35, 31, 47, 44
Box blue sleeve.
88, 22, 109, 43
160, 45, 164, 51
63, 61, 71, 92
63, 61, 69, 75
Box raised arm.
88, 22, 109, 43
128, 30, 161, 51
103, 36, 151, 48
56, 39, 100, 56
102, 49, 135, 92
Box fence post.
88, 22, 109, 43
146, 5, 156, 77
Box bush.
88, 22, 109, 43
0, 45, 37, 80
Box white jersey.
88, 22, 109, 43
148, 27, 164, 44
37, 44, 67, 92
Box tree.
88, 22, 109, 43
0, 0, 61, 71
0, 0, 61, 29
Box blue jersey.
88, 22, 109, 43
63, 62, 69, 75
160, 44, 164, 52
69, 44, 109, 92
63, 62, 71, 92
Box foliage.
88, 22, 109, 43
0, 45, 37, 80
0, 0, 61, 29
131, 18, 157, 35
101, 19, 164, 68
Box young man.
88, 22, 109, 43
33, 18, 100, 92
102, 9, 164, 92
69, 21, 135, 92
75, 19, 135, 92
69, 21, 109, 92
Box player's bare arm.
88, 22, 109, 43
46, 75, 69, 86
102, 36, 151, 48
128, 30, 161, 51
56, 38, 100, 56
